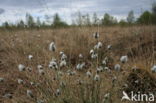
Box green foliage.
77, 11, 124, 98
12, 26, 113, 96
36, 17, 41, 27
152, 2, 156, 15
52, 13, 68, 28
92, 12, 98, 25
119, 19, 127, 26
85, 13, 91, 26
76, 11, 83, 26
2, 21, 10, 28
17, 20, 25, 28
102, 13, 117, 26
137, 11, 153, 24
26, 13, 35, 27
127, 10, 135, 24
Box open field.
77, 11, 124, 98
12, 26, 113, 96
0, 26, 156, 103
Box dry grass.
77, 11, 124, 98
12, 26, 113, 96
0, 26, 156, 103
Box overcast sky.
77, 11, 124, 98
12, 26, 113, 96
0, 0, 155, 24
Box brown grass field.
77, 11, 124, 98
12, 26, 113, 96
0, 26, 156, 103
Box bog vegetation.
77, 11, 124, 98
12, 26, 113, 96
0, 26, 156, 103
0, 2, 156, 103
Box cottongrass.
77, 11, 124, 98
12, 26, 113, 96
86, 70, 92, 78
26, 67, 32, 72
97, 66, 103, 72
3, 93, 12, 99
28, 54, 33, 60
151, 65, 156, 72
94, 42, 102, 50
49, 58, 58, 70
76, 62, 85, 70
27, 90, 34, 98
94, 72, 100, 81
5, 27, 155, 103
91, 52, 98, 59
59, 59, 67, 67
79, 53, 83, 59
60, 53, 67, 60
114, 64, 121, 71
107, 45, 112, 50
104, 67, 109, 71
55, 89, 61, 97
67, 70, 76, 76
120, 55, 128, 63
17, 78, 24, 84
18, 64, 25, 71
37, 65, 43, 70
0, 77, 4, 82
103, 93, 111, 103
38, 69, 45, 75
93, 32, 99, 39
102, 60, 107, 65
49, 42, 56, 52
30, 82, 35, 86
37, 99, 45, 103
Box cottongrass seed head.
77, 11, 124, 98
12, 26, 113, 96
97, 66, 103, 72
55, 89, 61, 97
107, 45, 112, 50
0, 77, 4, 82
61, 53, 67, 61
17, 79, 24, 84
94, 42, 102, 50
114, 64, 121, 71
37, 65, 43, 70
27, 90, 33, 98
49, 42, 56, 52
102, 60, 107, 65
18, 64, 25, 71
38, 69, 45, 75
86, 70, 92, 78
28, 54, 33, 60
79, 53, 83, 59
26, 67, 32, 72
49, 59, 58, 70
151, 65, 156, 72
120, 55, 128, 63
93, 32, 99, 39
90, 49, 94, 54
60, 60, 67, 68
91, 53, 98, 59
94, 73, 100, 81
59, 51, 64, 56
76, 62, 85, 70
3, 93, 13, 99
37, 99, 45, 103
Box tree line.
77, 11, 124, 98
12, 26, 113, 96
1, 3, 156, 29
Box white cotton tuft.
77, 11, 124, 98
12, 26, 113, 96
94, 74, 100, 81
60, 60, 67, 67
18, 64, 25, 71
114, 64, 121, 71
49, 42, 56, 52
93, 32, 99, 39
120, 55, 128, 63
27, 90, 33, 98
151, 65, 156, 72
28, 55, 33, 60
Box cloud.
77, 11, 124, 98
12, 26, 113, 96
0, 0, 154, 24
0, 8, 5, 14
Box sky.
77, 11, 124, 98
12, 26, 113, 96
0, 0, 155, 24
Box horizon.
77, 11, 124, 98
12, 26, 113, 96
0, 0, 155, 25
